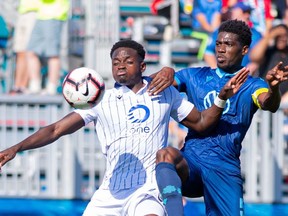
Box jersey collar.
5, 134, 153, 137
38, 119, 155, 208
114, 77, 150, 95
216, 67, 242, 78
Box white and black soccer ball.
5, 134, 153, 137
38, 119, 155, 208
62, 67, 105, 109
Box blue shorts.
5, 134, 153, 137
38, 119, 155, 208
181, 150, 244, 216
27, 19, 64, 57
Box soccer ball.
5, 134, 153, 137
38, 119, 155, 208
62, 67, 105, 109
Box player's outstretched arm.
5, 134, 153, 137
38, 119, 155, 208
0, 112, 85, 171
258, 61, 288, 112
181, 67, 249, 133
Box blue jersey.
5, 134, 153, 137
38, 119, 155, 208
175, 67, 268, 170
191, 0, 221, 31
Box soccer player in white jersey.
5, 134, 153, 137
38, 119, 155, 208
0, 40, 248, 216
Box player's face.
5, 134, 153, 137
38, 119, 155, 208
275, 28, 288, 51
111, 47, 146, 89
215, 32, 248, 73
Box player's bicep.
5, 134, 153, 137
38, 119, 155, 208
179, 107, 201, 130
251, 88, 269, 109
56, 112, 85, 136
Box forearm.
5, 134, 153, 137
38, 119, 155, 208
16, 125, 60, 152
196, 14, 213, 32
249, 36, 270, 63
16, 113, 85, 152
181, 99, 224, 134
197, 104, 223, 133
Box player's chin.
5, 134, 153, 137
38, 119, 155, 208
116, 77, 129, 85
217, 62, 231, 71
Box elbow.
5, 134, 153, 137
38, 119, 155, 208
198, 127, 214, 135
261, 104, 280, 113
193, 124, 213, 135
270, 107, 279, 113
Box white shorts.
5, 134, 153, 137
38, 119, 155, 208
83, 185, 166, 216
13, 12, 37, 52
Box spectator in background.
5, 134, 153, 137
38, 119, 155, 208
274, 0, 288, 25
250, 22, 288, 153
27, 0, 69, 95
250, 23, 288, 96
10, 0, 38, 95
191, 0, 221, 34
274, 0, 287, 20
0, 1, 18, 31
204, 1, 262, 75
243, 0, 274, 35
0, 1, 17, 93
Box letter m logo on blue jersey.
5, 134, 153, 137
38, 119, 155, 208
204, 90, 230, 114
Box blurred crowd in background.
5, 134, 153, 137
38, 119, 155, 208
0, 0, 69, 95
151, 0, 288, 98
0, 0, 287, 101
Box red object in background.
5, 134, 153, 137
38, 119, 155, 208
150, 0, 165, 15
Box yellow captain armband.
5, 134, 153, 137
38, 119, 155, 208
252, 88, 269, 109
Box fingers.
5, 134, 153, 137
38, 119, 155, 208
237, 68, 249, 83
149, 80, 170, 95
0, 156, 5, 171
0, 153, 12, 171
283, 65, 288, 73
148, 79, 157, 93
275, 61, 283, 70
148, 76, 173, 95
230, 67, 249, 88
267, 62, 288, 86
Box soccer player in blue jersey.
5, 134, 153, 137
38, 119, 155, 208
149, 19, 288, 216
0, 39, 248, 216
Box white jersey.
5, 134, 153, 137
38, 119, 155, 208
75, 77, 194, 192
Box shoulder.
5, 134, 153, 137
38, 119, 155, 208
176, 66, 212, 78
247, 75, 266, 83
244, 76, 268, 91
177, 66, 211, 73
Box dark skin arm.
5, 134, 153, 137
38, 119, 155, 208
0, 112, 85, 170
258, 62, 288, 112
180, 67, 249, 134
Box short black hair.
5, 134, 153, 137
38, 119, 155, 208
218, 19, 252, 47
110, 39, 146, 60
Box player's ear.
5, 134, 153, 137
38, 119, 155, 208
140, 61, 146, 72
242, 45, 249, 55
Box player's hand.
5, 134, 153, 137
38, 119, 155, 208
148, 67, 175, 95
0, 147, 18, 171
266, 62, 288, 88
218, 67, 249, 100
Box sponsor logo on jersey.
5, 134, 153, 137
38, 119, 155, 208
127, 104, 151, 135
204, 90, 230, 114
